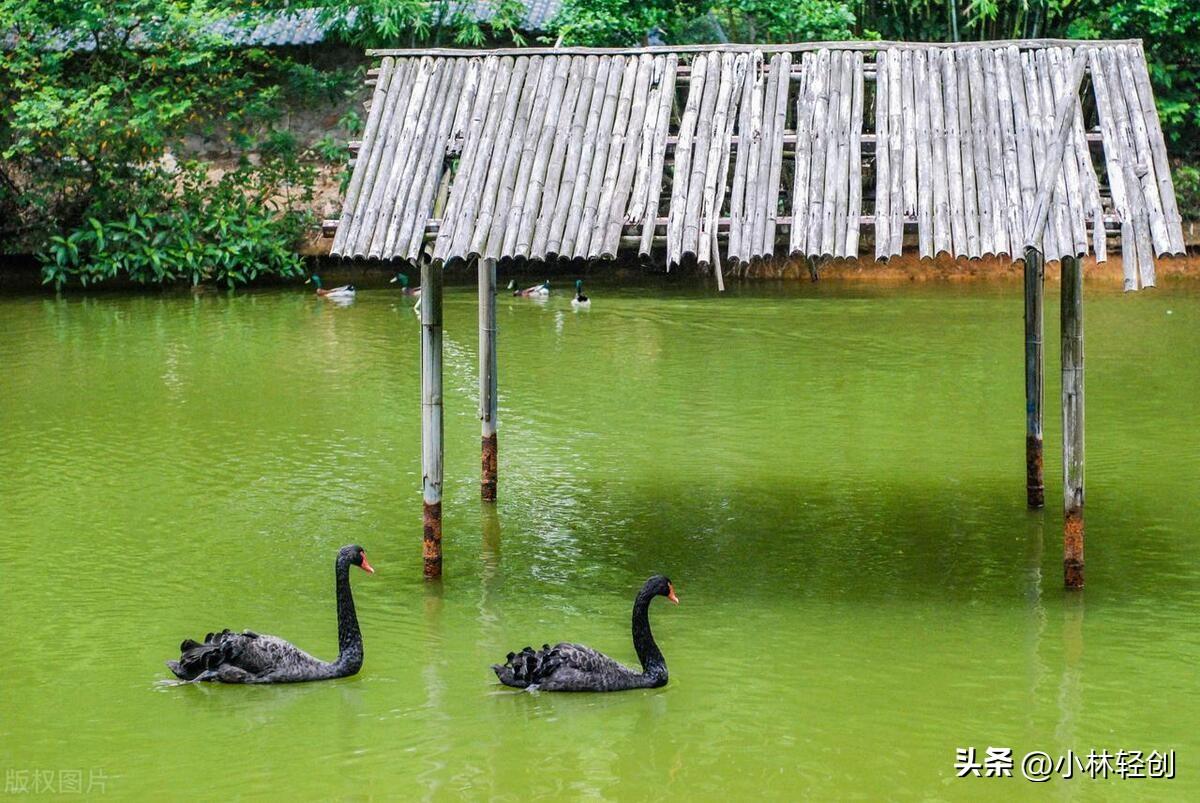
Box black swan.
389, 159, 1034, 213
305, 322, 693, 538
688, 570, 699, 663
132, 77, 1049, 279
492, 575, 678, 692
166, 544, 374, 684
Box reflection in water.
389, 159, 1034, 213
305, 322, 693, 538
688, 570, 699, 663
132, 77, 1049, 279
1, 282, 1197, 797
1056, 593, 1085, 755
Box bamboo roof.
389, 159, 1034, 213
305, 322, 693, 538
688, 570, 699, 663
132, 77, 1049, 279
329, 40, 1185, 290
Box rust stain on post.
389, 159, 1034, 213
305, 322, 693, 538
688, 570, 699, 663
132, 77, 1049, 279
1025, 434, 1044, 508
481, 434, 498, 501
423, 501, 443, 578
1064, 508, 1084, 589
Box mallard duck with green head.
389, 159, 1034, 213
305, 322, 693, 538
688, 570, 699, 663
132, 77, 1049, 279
307, 275, 355, 299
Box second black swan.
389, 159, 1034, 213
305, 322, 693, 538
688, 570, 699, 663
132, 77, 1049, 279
166, 544, 374, 683
492, 575, 678, 692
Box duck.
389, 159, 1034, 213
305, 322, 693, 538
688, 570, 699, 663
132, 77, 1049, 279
492, 575, 678, 692
391, 271, 422, 313
390, 271, 421, 297
166, 544, 374, 684
307, 274, 356, 299
509, 279, 550, 297
571, 279, 590, 308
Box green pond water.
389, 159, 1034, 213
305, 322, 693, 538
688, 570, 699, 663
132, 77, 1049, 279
1, 278, 1198, 800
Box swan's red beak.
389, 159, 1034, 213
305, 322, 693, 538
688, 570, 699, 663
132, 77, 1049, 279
359, 554, 375, 574
667, 584, 679, 604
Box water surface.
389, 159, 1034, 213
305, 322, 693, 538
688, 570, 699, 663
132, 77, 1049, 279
1, 278, 1197, 799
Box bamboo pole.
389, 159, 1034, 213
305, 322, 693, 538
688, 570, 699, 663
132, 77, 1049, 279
790, 52, 815, 256
1023, 245, 1045, 508
844, 52, 863, 258
531, 57, 585, 259
472, 57, 533, 258
516, 56, 572, 257
1061, 254, 1084, 589
1024, 49, 1089, 250
765, 52, 793, 257
729, 51, 760, 261
639, 54, 678, 257
421, 260, 444, 579
914, 50, 934, 258
434, 56, 499, 262
479, 257, 498, 501
942, 50, 968, 256
551, 56, 604, 257
603, 54, 656, 257
575, 56, 626, 259
332, 56, 394, 257
874, 50, 891, 260
505, 56, 558, 256
668, 54, 707, 265
888, 48, 905, 255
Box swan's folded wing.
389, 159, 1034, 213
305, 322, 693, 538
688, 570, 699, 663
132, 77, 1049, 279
547, 643, 629, 676
229, 634, 319, 676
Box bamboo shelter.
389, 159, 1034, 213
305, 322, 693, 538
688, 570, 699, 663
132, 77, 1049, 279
325, 39, 1186, 589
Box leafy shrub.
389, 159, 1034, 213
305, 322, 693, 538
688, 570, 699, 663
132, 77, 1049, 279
41, 161, 310, 289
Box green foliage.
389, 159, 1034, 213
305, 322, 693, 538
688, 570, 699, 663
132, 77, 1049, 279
0, 0, 319, 285
1172, 165, 1200, 220
316, 0, 530, 48
40, 161, 310, 289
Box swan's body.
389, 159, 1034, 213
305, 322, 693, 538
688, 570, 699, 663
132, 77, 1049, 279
166, 544, 373, 684
510, 279, 550, 297
492, 575, 678, 692
308, 275, 356, 299
571, 279, 590, 308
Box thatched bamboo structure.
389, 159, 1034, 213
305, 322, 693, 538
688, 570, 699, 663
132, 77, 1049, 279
326, 40, 1184, 585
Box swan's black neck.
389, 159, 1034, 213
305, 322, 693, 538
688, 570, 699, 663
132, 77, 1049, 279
631, 587, 667, 685
332, 555, 363, 676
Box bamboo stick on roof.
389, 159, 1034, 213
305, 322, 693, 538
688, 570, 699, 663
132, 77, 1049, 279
503, 56, 558, 256
547, 55, 602, 257
382, 59, 453, 257
874, 50, 891, 260
574, 55, 627, 259
765, 52, 793, 257
599, 54, 655, 258
346, 58, 416, 257
639, 54, 678, 257
434, 56, 499, 261
805, 49, 832, 258
332, 56, 394, 256
465, 56, 529, 260
790, 51, 817, 256
560, 56, 612, 257
843, 51, 863, 258
395, 59, 465, 260
531, 56, 587, 259
667, 53, 707, 265
516, 55, 573, 258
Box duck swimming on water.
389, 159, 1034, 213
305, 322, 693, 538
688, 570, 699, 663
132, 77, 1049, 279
390, 272, 421, 297
492, 575, 678, 692
509, 279, 550, 297
571, 279, 590, 308
166, 545, 374, 684
307, 275, 356, 299
392, 271, 422, 312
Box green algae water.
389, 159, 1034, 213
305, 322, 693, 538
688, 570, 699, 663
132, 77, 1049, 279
1, 278, 1198, 800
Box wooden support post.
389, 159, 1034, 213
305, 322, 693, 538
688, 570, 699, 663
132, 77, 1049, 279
1023, 245, 1045, 508
478, 257, 499, 501
421, 261, 444, 579
1061, 254, 1085, 589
